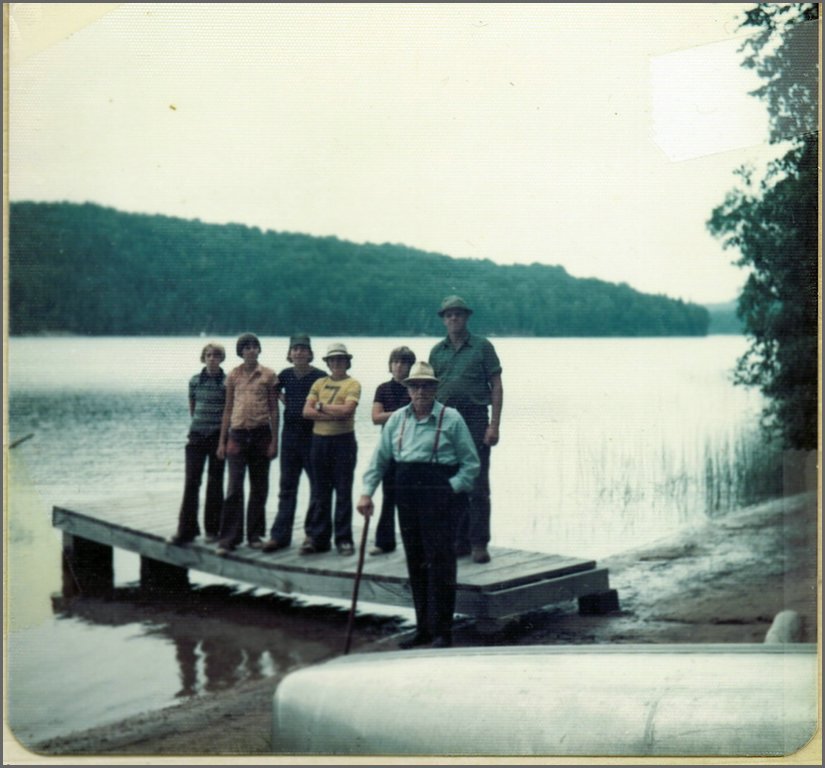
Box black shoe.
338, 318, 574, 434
215, 541, 235, 557
299, 538, 331, 555
398, 631, 433, 650
262, 538, 288, 553
369, 545, 395, 556
455, 545, 471, 558
248, 538, 265, 549
168, 534, 194, 546
471, 546, 491, 564
431, 635, 453, 648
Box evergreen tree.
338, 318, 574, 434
707, 3, 819, 450
9, 200, 711, 339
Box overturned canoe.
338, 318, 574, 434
272, 643, 817, 757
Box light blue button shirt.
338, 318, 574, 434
361, 402, 480, 496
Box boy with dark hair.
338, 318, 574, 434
215, 333, 279, 556
263, 334, 326, 552
369, 345, 416, 555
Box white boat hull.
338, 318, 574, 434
272, 644, 818, 756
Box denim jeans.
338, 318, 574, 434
268, 428, 314, 545
306, 432, 357, 548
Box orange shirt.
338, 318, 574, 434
227, 364, 279, 429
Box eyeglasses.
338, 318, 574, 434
407, 382, 436, 390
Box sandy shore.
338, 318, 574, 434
11, 490, 820, 762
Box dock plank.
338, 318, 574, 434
53, 494, 616, 624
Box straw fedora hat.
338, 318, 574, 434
323, 342, 353, 360
403, 361, 439, 385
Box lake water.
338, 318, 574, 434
5, 335, 772, 747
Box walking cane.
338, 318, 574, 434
344, 513, 371, 654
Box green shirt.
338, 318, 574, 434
429, 332, 502, 411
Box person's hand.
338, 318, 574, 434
483, 424, 500, 447
217, 444, 226, 460
357, 495, 374, 518
267, 442, 278, 459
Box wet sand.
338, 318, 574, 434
12, 490, 820, 761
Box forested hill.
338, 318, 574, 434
9, 201, 709, 337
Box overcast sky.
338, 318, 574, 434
9, 2, 786, 304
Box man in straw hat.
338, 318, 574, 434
429, 295, 503, 564
300, 342, 362, 556
358, 361, 480, 649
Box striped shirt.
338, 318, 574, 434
188, 368, 226, 435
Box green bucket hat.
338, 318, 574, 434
437, 295, 473, 316
289, 333, 312, 349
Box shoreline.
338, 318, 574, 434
10, 490, 820, 762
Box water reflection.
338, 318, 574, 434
50, 584, 406, 702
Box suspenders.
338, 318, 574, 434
397, 405, 447, 462
431, 405, 447, 462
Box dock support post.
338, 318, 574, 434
578, 589, 620, 615
140, 556, 190, 595
475, 618, 507, 635
61, 532, 114, 598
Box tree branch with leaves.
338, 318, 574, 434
707, 3, 819, 451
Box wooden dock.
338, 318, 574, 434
53, 492, 618, 630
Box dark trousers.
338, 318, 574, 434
396, 462, 459, 641
374, 459, 398, 551
219, 427, 272, 547
454, 408, 491, 551
176, 431, 224, 539
306, 432, 357, 547
269, 428, 314, 545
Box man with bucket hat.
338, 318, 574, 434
300, 342, 362, 556
358, 361, 480, 649
429, 295, 503, 564
263, 334, 325, 553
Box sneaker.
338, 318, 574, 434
398, 631, 433, 650
168, 534, 194, 546
248, 539, 265, 549
337, 541, 355, 556
369, 545, 395, 556
471, 547, 491, 564
262, 538, 287, 553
